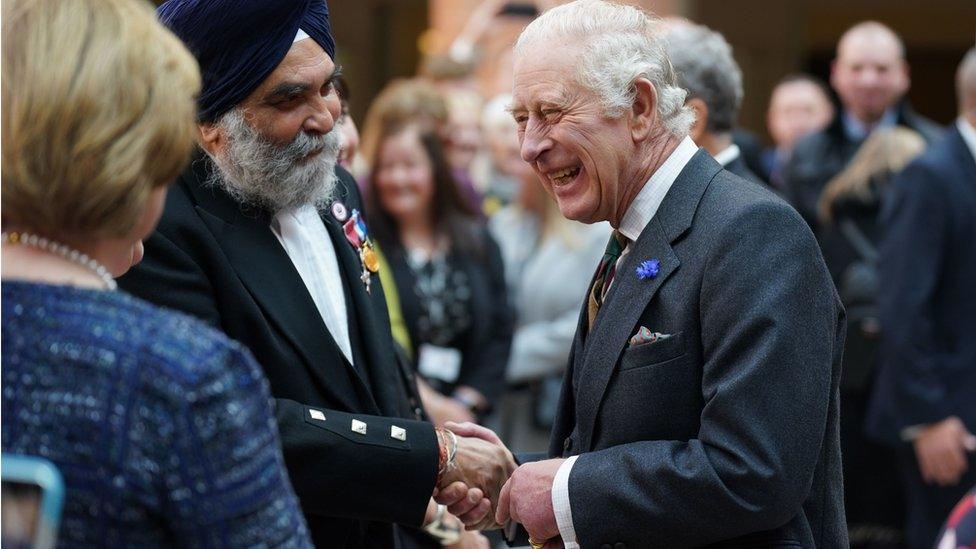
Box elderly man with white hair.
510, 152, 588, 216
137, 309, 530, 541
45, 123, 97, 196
663, 22, 763, 184
449, 1, 847, 547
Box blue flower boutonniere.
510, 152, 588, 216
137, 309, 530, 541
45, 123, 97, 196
636, 259, 660, 280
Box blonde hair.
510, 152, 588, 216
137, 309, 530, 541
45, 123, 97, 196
818, 127, 926, 224
359, 79, 449, 168
2, 0, 201, 239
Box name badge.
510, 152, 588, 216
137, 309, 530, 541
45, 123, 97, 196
417, 344, 462, 384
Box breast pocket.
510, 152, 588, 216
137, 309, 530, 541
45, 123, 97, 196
618, 331, 686, 371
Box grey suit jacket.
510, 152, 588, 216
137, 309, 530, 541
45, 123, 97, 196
549, 150, 848, 548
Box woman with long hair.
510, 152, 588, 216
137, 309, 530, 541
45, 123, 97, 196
818, 127, 927, 549
363, 85, 512, 429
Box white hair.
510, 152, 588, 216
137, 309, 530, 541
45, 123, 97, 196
514, 0, 694, 137
206, 108, 342, 214
663, 23, 743, 133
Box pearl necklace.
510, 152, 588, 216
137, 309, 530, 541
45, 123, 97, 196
2, 231, 117, 290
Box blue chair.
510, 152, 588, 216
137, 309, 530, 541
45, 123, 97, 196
2, 454, 64, 549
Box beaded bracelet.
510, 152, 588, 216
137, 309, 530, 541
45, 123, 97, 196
434, 428, 448, 486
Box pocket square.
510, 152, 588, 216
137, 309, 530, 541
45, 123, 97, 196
629, 326, 672, 346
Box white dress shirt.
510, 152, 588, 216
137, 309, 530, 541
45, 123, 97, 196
272, 203, 354, 365
552, 136, 699, 548
712, 143, 741, 168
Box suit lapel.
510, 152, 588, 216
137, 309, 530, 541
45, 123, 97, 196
321, 214, 403, 417
573, 149, 722, 451
574, 220, 679, 450
184, 160, 378, 414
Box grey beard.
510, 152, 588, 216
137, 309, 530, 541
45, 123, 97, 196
206, 108, 342, 214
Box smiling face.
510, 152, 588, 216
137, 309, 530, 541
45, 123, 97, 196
511, 40, 641, 225
236, 38, 342, 147
373, 126, 436, 223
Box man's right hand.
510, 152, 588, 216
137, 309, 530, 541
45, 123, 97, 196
434, 422, 516, 530
914, 416, 976, 486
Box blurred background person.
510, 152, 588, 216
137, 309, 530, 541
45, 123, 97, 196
335, 75, 365, 179
785, 21, 942, 231
484, 95, 609, 453
363, 111, 513, 426
763, 74, 835, 189
817, 127, 927, 548
0, 0, 311, 545
474, 94, 524, 216
360, 78, 484, 213
663, 22, 763, 184
867, 46, 976, 549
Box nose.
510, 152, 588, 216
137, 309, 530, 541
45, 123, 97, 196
303, 91, 340, 136
520, 120, 552, 163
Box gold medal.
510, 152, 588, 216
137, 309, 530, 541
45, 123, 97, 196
362, 243, 380, 273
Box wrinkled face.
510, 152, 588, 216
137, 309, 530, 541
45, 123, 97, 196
831, 31, 909, 123
374, 127, 435, 222
207, 39, 344, 213
236, 38, 342, 148
511, 41, 636, 224
767, 81, 835, 150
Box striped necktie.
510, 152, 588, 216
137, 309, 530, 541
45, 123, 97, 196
587, 230, 627, 331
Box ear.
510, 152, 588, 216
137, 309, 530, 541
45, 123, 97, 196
630, 78, 658, 142
686, 97, 708, 143
829, 59, 839, 92
197, 122, 224, 157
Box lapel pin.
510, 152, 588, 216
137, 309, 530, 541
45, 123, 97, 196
331, 201, 349, 223
636, 258, 660, 280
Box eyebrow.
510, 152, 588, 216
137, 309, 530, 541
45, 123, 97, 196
507, 92, 571, 114
263, 65, 343, 104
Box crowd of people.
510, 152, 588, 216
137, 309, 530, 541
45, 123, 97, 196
1, 0, 974, 548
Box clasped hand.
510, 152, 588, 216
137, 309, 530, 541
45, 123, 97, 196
433, 422, 565, 547
434, 422, 516, 529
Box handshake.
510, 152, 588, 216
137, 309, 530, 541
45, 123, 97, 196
430, 422, 566, 547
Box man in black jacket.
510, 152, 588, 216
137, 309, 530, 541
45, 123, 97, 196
663, 22, 764, 185
784, 21, 942, 231
118, 1, 513, 547
867, 47, 976, 549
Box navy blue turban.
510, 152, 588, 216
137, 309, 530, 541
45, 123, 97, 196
157, 0, 336, 123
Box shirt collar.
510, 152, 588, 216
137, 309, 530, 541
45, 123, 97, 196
712, 144, 741, 167
618, 136, 698, 242
842, 108, 897, 141
957, 117, 976, 163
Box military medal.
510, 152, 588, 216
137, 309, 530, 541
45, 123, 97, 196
343, 209, 378, 293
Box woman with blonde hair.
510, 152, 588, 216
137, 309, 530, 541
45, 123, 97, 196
1, 0, 310, 545
817, 126, 926, 549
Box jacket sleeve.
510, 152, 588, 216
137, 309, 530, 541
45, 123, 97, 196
876, 160, 953, 428
568, 200, 843, 547
120, 213, 440, 528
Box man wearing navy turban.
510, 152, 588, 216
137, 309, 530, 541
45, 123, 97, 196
119, 1, 512, 546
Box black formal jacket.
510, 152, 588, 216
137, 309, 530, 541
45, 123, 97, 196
119, 154, 439, 549
723, 154, 763, 185
384, 229, 513, 408
550, 151, 848, 548
784, 102, 942, 231
867, 124, 976, 445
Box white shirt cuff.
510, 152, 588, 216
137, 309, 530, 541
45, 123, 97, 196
552, 455, 580, 548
